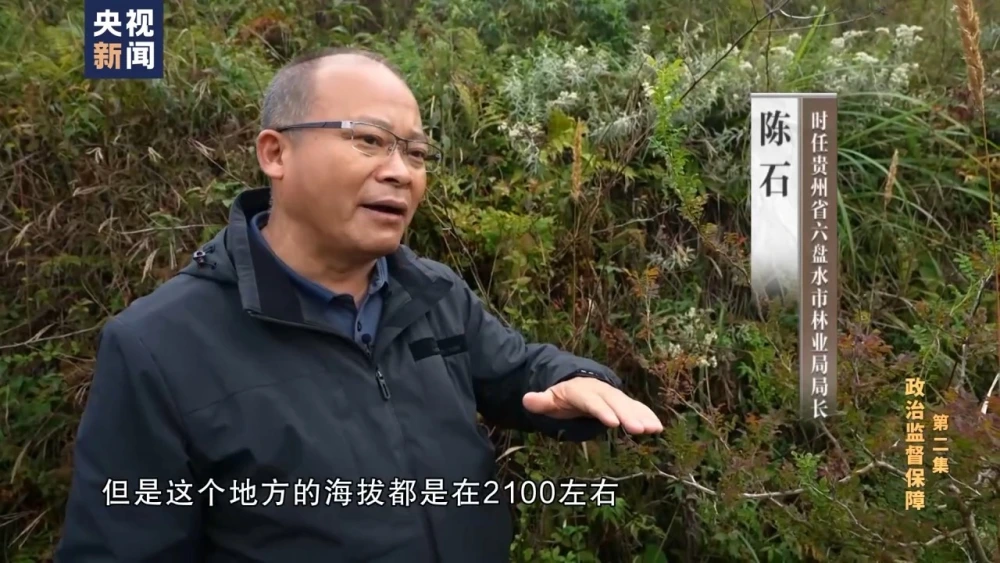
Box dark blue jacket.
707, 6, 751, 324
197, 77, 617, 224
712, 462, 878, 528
55, 187, 622, 562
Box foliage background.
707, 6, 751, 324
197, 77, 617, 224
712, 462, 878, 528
3, 0, 1000, 561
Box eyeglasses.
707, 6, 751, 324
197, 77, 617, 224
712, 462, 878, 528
272, 120, 442, 170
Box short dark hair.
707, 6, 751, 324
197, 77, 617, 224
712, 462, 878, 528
259, 47, 405, 130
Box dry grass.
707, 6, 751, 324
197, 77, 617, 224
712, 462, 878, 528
571, 118, 585, 202
954, 0, 998, 400
883, 149, 899, 211
953, 0, 986, 116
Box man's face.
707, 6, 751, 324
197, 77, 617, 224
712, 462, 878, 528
268, 58, 429, 260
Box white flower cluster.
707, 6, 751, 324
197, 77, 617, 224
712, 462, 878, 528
894, 24, 924, 50
672, 21, 925, 124
642, 81, 655, 100
496, 20, 928, 169
550, 90, 581, 110
889, 62, 920, 90
823, 23, 924, 94
662, 306, 719, 369
627, 20, 931, 193
496, 122, 542, 165
649, 244, 695, 272
770, 45, 795, 62
497, 40, 657, 166
853, 52, 879, 65
667, 244, 694, 270
663, 40, 754, 123
497, 122, 542, 142
499, 47, 606, 127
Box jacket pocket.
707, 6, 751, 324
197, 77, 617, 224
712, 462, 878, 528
408, 334, 468, 361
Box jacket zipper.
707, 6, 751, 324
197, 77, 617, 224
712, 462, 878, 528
246, 311, 390, 400
247, 309, 440, 561
363, 341, 391, 401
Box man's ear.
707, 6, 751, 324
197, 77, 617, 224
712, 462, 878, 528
256, 129, 287, 181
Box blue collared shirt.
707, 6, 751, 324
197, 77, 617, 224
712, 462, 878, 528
249, 211, 389, 348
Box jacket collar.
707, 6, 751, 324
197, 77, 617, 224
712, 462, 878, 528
218, 187, 453, 348
248, 209, 391, 305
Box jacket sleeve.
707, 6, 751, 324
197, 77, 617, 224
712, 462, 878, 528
452, 274, 623, 442
56, 318, 203, 562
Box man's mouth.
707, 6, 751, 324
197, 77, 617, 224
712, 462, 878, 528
360, 200, 407, 217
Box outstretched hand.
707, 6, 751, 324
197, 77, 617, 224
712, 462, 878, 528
522, 376, 663, 434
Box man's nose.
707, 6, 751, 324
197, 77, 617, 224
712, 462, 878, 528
374, 145, 414, 185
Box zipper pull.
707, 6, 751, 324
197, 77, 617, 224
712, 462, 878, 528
360, 334, 388, 399
361, 334, 374, 360
375, 369, 391, 400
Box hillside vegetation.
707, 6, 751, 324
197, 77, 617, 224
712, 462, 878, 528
2, 0, 1000, 561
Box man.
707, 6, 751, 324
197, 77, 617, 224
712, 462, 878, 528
56, 47, 662, 562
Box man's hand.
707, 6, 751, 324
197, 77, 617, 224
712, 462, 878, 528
522, 376, 663, 434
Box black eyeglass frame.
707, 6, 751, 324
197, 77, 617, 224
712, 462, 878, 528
271, 120, 443, 165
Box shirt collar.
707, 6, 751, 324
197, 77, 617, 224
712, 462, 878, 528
249, 210, 389, 304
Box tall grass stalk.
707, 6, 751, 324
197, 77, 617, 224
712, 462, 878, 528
954, 0, 998, 417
